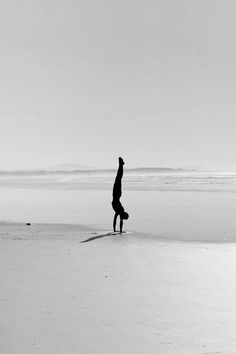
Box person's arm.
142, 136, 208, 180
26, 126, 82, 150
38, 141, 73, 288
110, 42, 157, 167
113, 213, 118, 232
119, 217, 123, 233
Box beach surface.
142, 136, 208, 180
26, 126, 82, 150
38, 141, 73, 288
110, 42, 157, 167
1, 171, 236, 353
1, 222, 236, 354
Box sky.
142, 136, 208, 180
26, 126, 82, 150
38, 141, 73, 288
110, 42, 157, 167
0, 0, 236, 170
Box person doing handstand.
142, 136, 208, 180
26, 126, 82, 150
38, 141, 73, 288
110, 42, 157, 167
112, 157, 129, 233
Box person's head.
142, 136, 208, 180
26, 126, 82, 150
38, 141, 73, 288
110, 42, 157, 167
121, 211, 129, 220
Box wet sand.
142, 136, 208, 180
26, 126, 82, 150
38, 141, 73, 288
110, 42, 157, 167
1, 222, 236, 353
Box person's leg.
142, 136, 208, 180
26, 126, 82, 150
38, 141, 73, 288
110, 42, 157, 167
113, 158, 124, 200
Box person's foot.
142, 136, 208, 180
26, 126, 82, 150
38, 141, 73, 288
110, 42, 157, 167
119, 157, 125, 165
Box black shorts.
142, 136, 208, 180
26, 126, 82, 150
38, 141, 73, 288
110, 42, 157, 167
112, 200, 124, 215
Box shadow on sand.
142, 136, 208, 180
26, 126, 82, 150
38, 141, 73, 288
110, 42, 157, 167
81, 231, 124, 243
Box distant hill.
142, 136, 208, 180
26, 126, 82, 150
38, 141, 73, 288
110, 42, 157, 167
125, 167, 198, 173
0, 166, 198, 175
43, 164, 198, 173
44, 163, 94, 171
42, 166, 198, 174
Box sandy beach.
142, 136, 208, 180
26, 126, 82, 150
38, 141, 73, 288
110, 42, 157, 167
1, 172, 236, 353
1, 221, 236, 354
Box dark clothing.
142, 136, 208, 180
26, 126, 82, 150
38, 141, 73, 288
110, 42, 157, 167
112, 200, 124, 215
112, 162, 124, 215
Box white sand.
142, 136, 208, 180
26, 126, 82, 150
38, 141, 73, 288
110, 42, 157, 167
1, 223, 236, 353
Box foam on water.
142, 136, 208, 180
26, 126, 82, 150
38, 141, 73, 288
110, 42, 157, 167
0, 170, 236, 192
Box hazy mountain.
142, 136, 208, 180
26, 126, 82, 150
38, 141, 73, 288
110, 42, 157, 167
0, 165, 199, 175
43, 163, 95, 171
